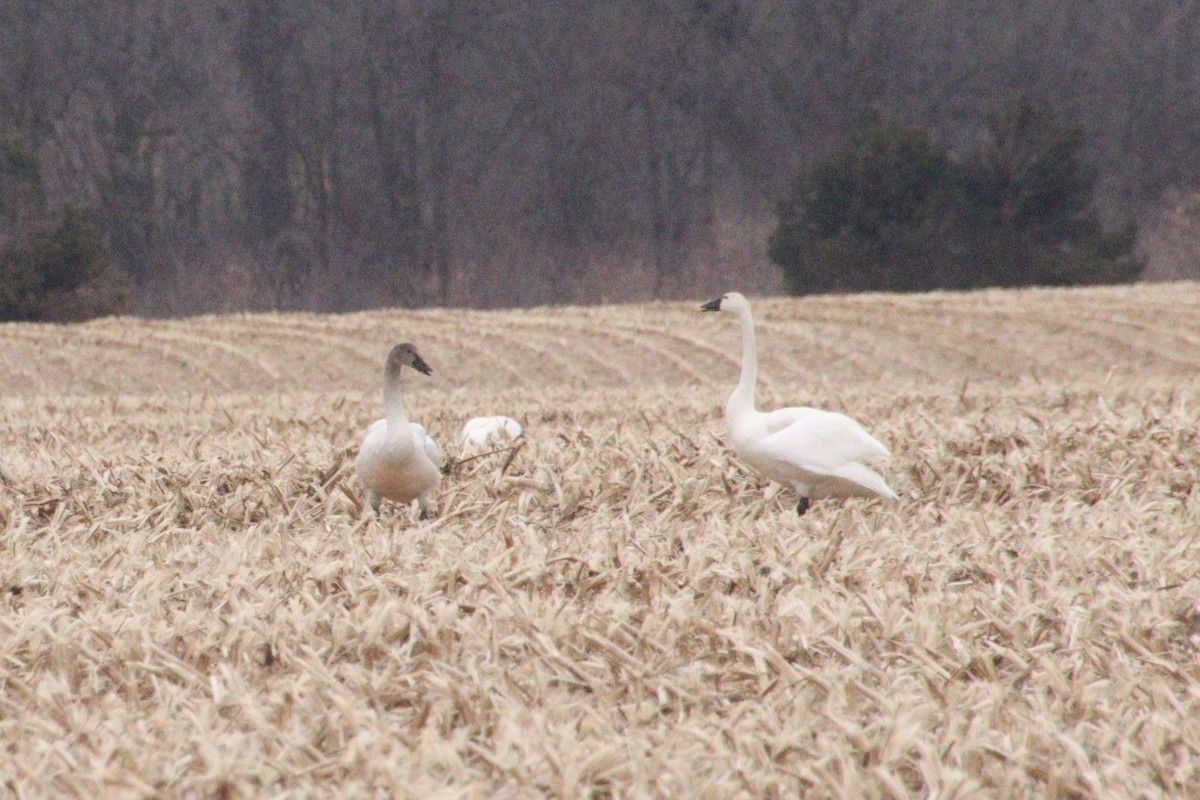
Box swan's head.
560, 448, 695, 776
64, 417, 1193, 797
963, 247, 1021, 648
387, 342, 433, 376
700, 292, 749, 314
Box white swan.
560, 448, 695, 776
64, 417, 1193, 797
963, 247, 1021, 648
355, 343, 442, 519
701, 292, 898, 515
461, 416, 523, 448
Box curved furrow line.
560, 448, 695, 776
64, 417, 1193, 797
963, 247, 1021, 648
199, 318, 377, 384
0, 326, 67, 393
1113, 296, 1200, 320
1110, 310, 1200, 339
86, 328, 234, 391
649, 303, 892, 390
356, 308, 602, 383
0, 324, 52, 342
329, 307, 503, 344
0, 339, 53, 394
769, 317, 944, 383
0, 323, 84, 354
219, 313, 534, 391
131, 323, 284, 382
863, 304, 1039, 377
1077, 303, 1200, 338
892, 316, 1025, 378
1, 324, 225, 394
1053, 308, 1200, 368
647, 311, 870, 400
958, 313, 1113, 383
892, 298, 1156, 379
214, 315, 490, 387
602, 317, 758, 392
592, 325, 713, 387
750, 317, 921, 387
422, 311, 637, 386
974, 287, 1200, 326
607, 316, 742, 370
486, 315, 705, 388
996, 306, 1200, 375
433, 318, 614, 388
762, 302, 1010, 382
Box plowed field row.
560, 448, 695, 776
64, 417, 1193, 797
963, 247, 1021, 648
3, 282, 1198, 398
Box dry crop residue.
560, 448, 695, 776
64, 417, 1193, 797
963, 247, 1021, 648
1, 282, 1199, 797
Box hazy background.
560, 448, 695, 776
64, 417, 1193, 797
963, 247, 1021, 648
3, 1, 1199, 315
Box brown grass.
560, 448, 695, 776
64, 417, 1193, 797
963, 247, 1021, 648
1, 282, 1199, 797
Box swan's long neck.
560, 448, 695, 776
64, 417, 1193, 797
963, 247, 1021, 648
729, 305, 758, 416
382, 366, 410, 431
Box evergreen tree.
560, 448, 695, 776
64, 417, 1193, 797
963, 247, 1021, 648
770, 99, 1143, 294
0, 137, 130, 322
955, 96, 1142, 287
770, 112, 959, 293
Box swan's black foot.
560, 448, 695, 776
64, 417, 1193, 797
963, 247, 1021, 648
419, 508, 429, 521
796, 497, 811, 517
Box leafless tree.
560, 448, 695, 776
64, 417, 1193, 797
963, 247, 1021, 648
2, 0, 1196, 313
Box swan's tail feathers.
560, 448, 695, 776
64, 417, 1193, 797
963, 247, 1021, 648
831, 461, 899, 500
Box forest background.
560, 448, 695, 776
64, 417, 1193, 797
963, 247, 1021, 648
2, 1, 1199, 317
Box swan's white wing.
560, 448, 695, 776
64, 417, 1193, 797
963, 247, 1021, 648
753, 413, 897, 499
360, 419, 388, 455
824, 461, 899, 499
757, 411, 890, 472
760, 406, 823, 437
763, 410, 888, 465
406, 423, 441, 464
419, 428, 443, 469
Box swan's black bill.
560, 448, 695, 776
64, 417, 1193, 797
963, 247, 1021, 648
412, 356, 433, 376
700, 297, 722, 312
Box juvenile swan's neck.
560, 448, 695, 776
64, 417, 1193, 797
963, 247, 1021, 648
729, 305, 758, 416
382, 366, 409, 431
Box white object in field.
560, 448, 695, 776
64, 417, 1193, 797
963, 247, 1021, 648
355, 343, 442, 518
461, 416, 523, 447
0, 457, 12, 484
700, 292, 897, 515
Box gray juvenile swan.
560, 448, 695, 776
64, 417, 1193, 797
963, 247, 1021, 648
356, 343, 442, 519
701, 292, 898, 516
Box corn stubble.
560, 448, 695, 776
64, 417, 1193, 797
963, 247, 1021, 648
1, 283, 1199, 797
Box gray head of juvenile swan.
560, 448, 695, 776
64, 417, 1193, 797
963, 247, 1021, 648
387, 342, 433, 376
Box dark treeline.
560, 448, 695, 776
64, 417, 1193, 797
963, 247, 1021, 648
2, 1, 1198, 315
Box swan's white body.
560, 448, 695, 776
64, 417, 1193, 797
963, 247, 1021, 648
703, 292, 897, 512
364, 420, 443, 469
461, 416, 522, 447
355, 344, 442, 517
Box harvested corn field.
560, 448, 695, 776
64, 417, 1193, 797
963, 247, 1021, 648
1, 282, 1199, 797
